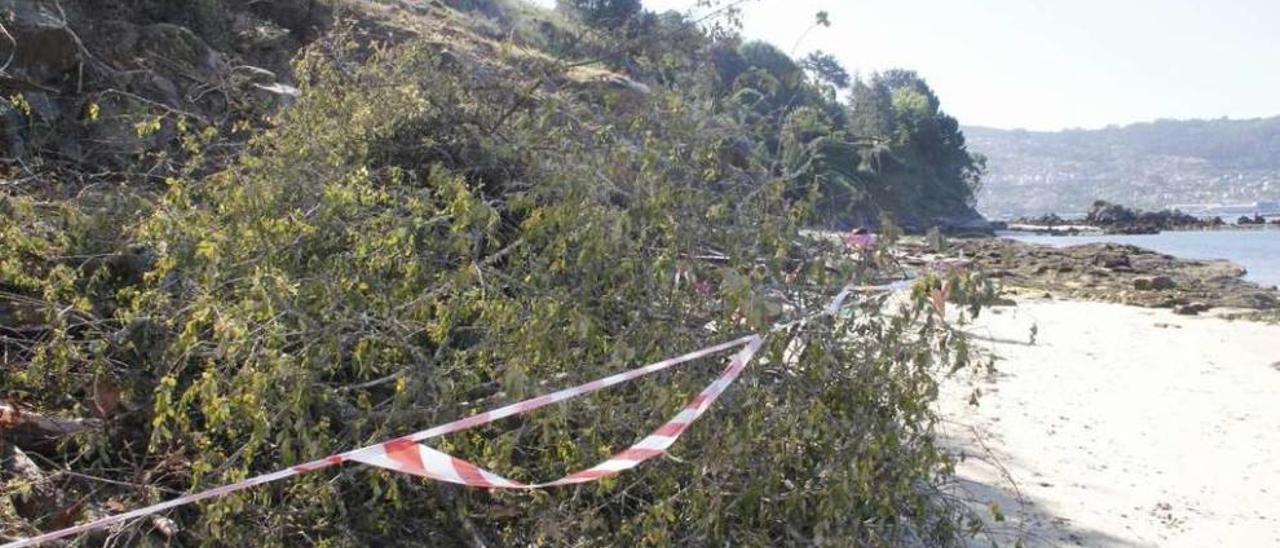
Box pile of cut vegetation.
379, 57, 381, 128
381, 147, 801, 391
2, 0, 994, 544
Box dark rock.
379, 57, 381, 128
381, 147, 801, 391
0, 102, 26, 158
138, 24, 223, 75
1135, 276, 1176, 290
932, 207, 994, 235
1092, 252, 1131, 270
1219, 292, 1280, 309
1174, 303, 1210, 316
0, 0, 81, 85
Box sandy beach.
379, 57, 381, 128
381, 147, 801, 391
940, 297, 1280, 547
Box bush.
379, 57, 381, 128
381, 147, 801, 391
557, 0, 643, 29
2, 15, 992, 548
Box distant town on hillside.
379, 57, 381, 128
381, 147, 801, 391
966, 116, 1280, 220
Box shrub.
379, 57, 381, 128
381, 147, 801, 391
557, 0, 643, 29
2, 17, 992, 548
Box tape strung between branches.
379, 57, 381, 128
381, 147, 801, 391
4, 277, 907, 548
348, 336, 764, 488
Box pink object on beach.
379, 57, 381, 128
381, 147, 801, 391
844, 231, 878, 251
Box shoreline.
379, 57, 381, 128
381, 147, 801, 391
1000, 222, 1280, 236
939, 296, 1280, 547
915, 236, 1280, 320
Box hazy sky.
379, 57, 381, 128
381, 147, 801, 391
533, 0, 1280, 130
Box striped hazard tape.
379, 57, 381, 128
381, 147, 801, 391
4, 271, 907, 547
348, 336, 764, 488
2, 336, 759, 547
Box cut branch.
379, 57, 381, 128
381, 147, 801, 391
1, 403, 102, 437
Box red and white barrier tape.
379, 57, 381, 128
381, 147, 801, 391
350, 336, 764, 488
4, 276, 906, 547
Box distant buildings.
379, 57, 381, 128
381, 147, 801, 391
962, 119, 1280, 220
1166, 201, 1280, 218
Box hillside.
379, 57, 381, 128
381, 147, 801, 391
966, 117, 1280, 219
1, 0, 994, 545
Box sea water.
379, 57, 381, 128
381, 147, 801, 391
1002, 227, 1280, 288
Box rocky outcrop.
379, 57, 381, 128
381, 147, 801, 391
931, 205, 995, 235
938, 238, 1280, 313
1009, 200, 1222, 235
888, 204, 994, 235
0, 0, 330, 168
0, 0, 81, 86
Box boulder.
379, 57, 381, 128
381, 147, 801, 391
1092, 251, 1131, 270
0, 0, 81, 86
1174, 302, 1210, 316
137, 24, 223, 76
1134, 275, 1176, 291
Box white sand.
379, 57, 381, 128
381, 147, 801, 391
939, 297, 1280, 547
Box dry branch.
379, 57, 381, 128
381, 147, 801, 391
0, 404, 101, 437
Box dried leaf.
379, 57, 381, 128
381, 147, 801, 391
92, 377, 121, 418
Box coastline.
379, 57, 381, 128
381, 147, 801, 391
939, 296, 1280, 547
1001, 222, 1280, 236
917, 231, 1280, 545
1002, 223, 1279, 235
921, 236, 1280, 319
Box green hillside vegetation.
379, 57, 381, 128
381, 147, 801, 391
2, 0, 994, 545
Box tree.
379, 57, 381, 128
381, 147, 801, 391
848, 78, 895, 139
737, 40, 802, 88
844, 71, 984, 216
557, 0, 642, 29
801, 51, 850, 90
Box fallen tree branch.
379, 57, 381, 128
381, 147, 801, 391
1, 403, 102, 437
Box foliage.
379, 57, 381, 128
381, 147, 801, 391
1, 1, 997, 546
557, 0, 643, 29
863, 70, 985, 213
801, 51, 851, 90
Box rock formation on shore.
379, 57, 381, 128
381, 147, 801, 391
929, 238, 1280, 316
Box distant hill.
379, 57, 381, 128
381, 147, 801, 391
966, 117, 1280, 219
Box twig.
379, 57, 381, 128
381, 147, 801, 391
56, 470, 184, 496
335, 371, 403, 393
98, 89, 211, 125
0, 20, 16, 75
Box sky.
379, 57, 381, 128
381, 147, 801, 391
532, 0, 1280, 131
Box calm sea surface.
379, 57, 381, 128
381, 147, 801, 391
1001, 227, 1280, 288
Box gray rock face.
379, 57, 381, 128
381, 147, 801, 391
0, 0, 81, 85
888, 205, 993, 235
935, 207, 995, 235
2, 0, 329, 166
